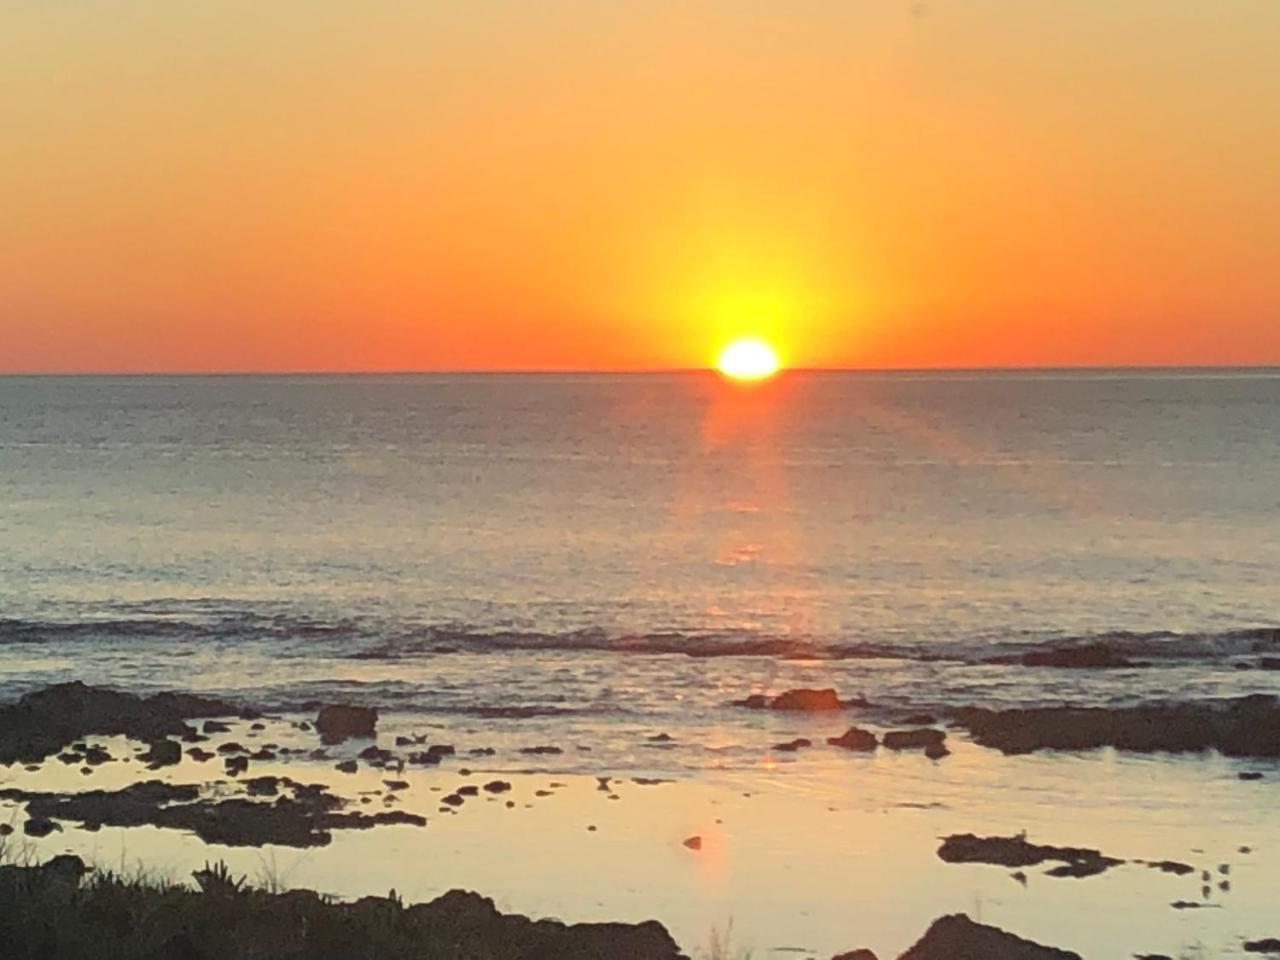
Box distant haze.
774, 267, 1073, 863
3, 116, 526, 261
3, 2, 1279, 372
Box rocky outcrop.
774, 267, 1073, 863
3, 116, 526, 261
938, 834, 1123, 878
828, 727, 878, 751
897, 914, 1081, 959
0, 778, 426, 848
950, 695, 1280, 757
882, 729, 946, 751
315, 705, 378, 743
734, 688, 867, 711
0, 682, 237, 765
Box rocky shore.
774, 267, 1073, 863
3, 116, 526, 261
0, 854, 1095, 960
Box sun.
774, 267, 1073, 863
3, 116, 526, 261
716, 338, 781, 381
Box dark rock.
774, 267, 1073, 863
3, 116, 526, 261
457, 785, 479, 797
1240, 771, 1265, 781
736, 694, 769, 709
335, 760, 358, 774
140, 739, 182, 768
682, 836, 702, 850
394, 736, 414, 747
951, 695, 1280, 758
383, 780, 409, 791
827, 727, 878, 751
924, 742, 950, 760
1019, 644, 1137, 669
245, 776, 280, 797
57, 751, 82, 765
224, 756, 249, 776
773, 738, 812, 752
249, 722, 266, 731
358, 745, 396, 765
217, 742, 246, 755
249, 749, 276, 761
0, 779, 430, 848
441, 794, 464, 807
771, 688, 842, 711
1258, 658, 1280, 671
1244, 938, 1280, 954
938, 834, 1122, 878
186, 748, 214, 762
83, 745, 112, 765
647, 733, 673, 742
899, 914, 1081, 959
883, 728, 946, 751
203, 720, 231, 734
1146, 860, 1195, 875
315, 704, 378, 743
470, 747, 496, 757
294, 721, 312, 731
0, 682, 236, 765
483, 780, 512, 793
23, 816, 61, 837
519, 746, 563, 755
832, 951, 878, 960
0, 824, 12, 836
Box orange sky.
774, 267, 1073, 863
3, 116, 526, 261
3, 2, 1279, 372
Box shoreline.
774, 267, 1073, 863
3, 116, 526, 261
2, 682, 1279, 958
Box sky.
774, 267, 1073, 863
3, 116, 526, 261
3, 1, 1278, 373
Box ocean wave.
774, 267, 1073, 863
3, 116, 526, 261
2, 612, 1276, 667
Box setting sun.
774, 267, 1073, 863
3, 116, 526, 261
716, 339, 781, 381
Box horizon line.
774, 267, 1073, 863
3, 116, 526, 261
2, 362, 1280, 378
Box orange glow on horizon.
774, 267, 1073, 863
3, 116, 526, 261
3, 4, 1279, 372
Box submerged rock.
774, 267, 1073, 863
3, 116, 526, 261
883, 729, 946, 751
1017, 644, 1138, 669
898, 913, 1081, 959
831, 950, 878, 960
827, 727, 878, 751
938, 833, 1123, 878
773, 738, 812, 752
1, 778, 422, 848
315, 704, 378, 743
770, 688, 842, 711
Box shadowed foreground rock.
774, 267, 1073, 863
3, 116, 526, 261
0, 857, 687, 960
896, 914, 1081, 960
0, 682, 237, 765
951, 694, 1280, 757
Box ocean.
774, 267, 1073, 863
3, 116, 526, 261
3, 369, 1278, 672
3, 370, 1280, 957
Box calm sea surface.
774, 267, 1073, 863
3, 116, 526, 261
1, 370, 1278, 727
4, 371, 1280, 957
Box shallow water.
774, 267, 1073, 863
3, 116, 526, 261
3, 714, 1278, 959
